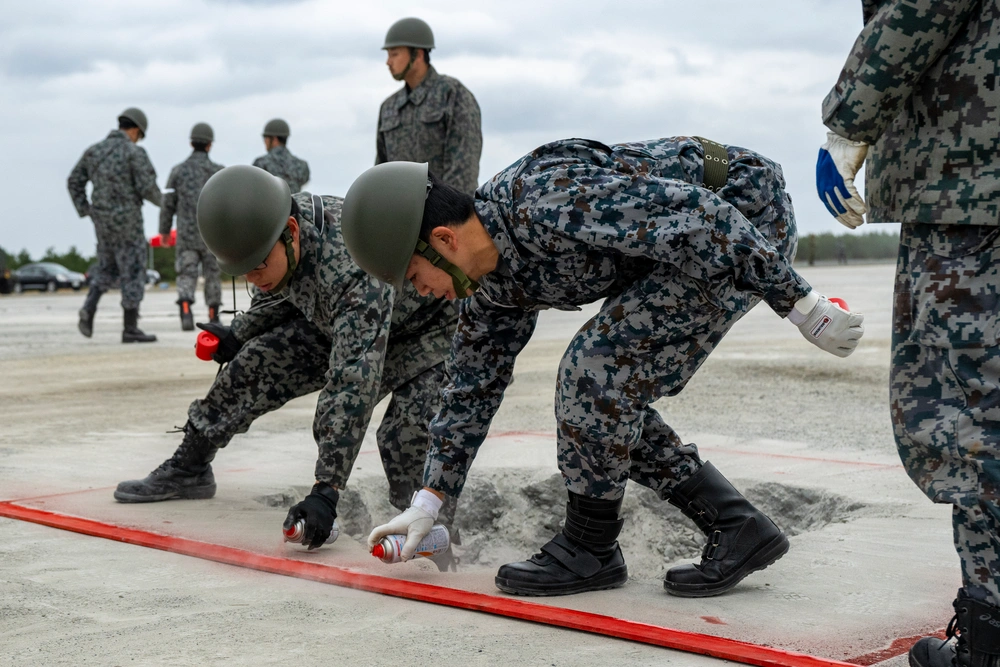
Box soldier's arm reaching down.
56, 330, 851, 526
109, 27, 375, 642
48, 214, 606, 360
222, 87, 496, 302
131, 146, 162, 207
67, 152, 92, 218
441, 86, 482, 194
158, 167, 180, 240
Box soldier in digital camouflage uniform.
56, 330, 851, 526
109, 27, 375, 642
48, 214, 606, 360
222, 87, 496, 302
67, 107, 161, 343
342, 140, 865, 593
818, 2, 1000, 664
115, 166, 460, 566
253, 119, 310, 194
377, 18, 481, 195
159, 122, 225, 330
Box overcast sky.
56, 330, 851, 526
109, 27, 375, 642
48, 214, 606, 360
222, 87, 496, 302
0, 0, 872, 258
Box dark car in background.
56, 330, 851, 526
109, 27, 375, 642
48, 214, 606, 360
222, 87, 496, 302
13, 263, 87, 293
84, 263, 161, 288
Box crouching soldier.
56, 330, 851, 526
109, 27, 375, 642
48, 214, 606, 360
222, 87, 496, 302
341, 137, 865, 596
115, 166, 460, 564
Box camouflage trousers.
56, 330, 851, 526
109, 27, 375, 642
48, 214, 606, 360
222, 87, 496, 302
555, 169, 798, 501
89, 228, 146, 310
176, 247, 222, 308
891, 223, 1000, 605
186, 316, 454, 524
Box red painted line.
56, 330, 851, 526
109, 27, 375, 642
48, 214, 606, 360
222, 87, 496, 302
846, 629, 947, 666
0, 486, 117, 504
0, 500, 857, 667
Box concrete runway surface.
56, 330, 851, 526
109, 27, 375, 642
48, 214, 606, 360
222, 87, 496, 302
0, 263, 955, 667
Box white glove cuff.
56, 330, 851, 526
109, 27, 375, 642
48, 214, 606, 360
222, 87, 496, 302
411, 489, 443, 520
788, 291, 820, 325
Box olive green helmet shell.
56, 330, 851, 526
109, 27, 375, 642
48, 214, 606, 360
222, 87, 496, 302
342, 162, 428, 287
197, 165, 292, 275
118, 107, 148, 137
262, 118, 290, 138
383, 18, 434, 50
190, 122, 214, 143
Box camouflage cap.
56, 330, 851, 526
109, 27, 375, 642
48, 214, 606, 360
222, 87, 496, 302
197, 165, 292, 275
341, 161, 428, 287
262, 118, 290, 138
118, 107, 148, 137
190, 122, 214, 143
383, 18, 434, 50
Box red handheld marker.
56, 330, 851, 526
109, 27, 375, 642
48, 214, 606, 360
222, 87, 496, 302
195, 331, 219, 361
829, 297, 849, 311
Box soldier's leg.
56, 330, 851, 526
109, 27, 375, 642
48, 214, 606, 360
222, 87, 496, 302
116, 318, 330, 502
201, 249, 224, 321
79, 236, 113, 338
894, 225, 1000, 666
175, 249, 199, 331
115, 239, 156, 342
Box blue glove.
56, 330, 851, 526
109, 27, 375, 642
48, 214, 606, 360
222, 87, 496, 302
816, 131, 868, 229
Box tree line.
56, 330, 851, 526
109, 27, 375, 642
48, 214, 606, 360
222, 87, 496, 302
0, 245, 180, 281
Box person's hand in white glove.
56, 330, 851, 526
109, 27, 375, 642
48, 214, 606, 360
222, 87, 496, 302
367, 489, 441, 561
816, 131, 869, 229
788, 291, 864, 358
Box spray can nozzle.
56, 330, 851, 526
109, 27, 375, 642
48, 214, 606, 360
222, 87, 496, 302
829, 297, 849, 311
195, 331, 219, 361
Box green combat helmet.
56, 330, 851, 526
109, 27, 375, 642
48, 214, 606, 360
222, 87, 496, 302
118, 107, 148, 138
383, 17, 435, 50
341, 162, 477, 296
197, 166, 296, 289
190, 122, 214, 143
262, 118, 290, 138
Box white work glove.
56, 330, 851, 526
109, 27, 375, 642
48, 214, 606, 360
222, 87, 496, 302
367, 489, 441, 561
788, 291, 864, 358
816, 131, 869, 229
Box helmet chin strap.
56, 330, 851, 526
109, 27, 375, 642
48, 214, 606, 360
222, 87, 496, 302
415, 239, 478, 297
272, 227, 297, 292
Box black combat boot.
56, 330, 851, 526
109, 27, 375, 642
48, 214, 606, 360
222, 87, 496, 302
909, 590, 1000, 667
78, 287, 102, 338
494, 492, 628, 596
178, 300, 194, 331
663, 461, 789, 597
207, 304, 221, 324
114, 423, 218, 502
122, 308, 157, 343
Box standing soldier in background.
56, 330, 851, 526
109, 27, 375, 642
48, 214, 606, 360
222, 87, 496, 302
160, 123, 225, 330
817, 2, 1000, 665
253, 119, 310, 194
377, 17, 482, 195
68, 107, 161, 343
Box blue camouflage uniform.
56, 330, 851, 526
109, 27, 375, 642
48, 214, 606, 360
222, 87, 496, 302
824, 0, 1000, 605
422, 137, 810, 505
67, 130, 161, 309
188, 193, 458, 517
253, 146, 310, 194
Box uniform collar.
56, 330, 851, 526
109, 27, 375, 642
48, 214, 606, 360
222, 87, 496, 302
474, 199, 526, 277
284, 218, 319, 317
268, 145, 289, 157
188, 150, 210, 161
108, 129, 129, 141
396, 66, 439, 109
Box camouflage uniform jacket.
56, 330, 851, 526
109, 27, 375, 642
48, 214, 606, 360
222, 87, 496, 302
252, 146, 310, 194
159, 151, 224, 252
423, 137, 811, 495
377, 66, 482, 195
67, 130, 161, 243
230, 193, 456, 483
823, 0, 1000, 225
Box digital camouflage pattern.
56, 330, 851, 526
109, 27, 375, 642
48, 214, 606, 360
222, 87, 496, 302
252, 146, 310, 194
160, 150, 225, 306
891, 224, 1000, 604
188, 193, 457, 508
422, 137, 810, 499
67, 129, 162, 308
377, 66, 482, 195
823, 0, 1000, 226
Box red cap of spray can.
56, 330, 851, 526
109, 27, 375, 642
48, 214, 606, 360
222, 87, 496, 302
829, 297, 849, 310
195, 331, 219, 361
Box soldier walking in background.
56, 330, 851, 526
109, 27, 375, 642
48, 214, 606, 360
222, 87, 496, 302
115, 166, 461, 568
160, 123, 225, 330
253, 119, 310, 194
817, 2, 1000, 665
67, 107, 161, 343
377, 17, 482, 195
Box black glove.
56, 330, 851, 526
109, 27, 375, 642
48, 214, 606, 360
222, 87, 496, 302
283, 482, 339, 550
196, 322, 242, 364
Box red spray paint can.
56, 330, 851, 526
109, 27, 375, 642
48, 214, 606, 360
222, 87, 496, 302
371, 524, 450, 563
283, 519, 339, 546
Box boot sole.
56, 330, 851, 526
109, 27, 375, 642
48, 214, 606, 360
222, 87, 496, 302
663, 532, 789, 598
494, 565, 628, 597
113, 484, 216, 503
